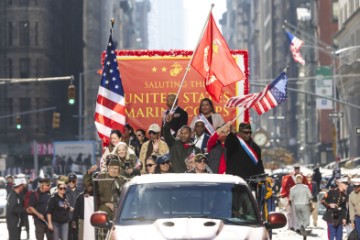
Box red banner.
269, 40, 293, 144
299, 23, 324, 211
101, 50, 249, 132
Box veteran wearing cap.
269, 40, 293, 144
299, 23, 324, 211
6, 178, 27, 240
349, 178, 360, 236
84, 155, 128, 220
224, 122, 265, 180
185, 154, 212, 174
321, 176, 349, 240
139, 123, 169, 174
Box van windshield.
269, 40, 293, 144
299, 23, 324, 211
118, 182, 259, 225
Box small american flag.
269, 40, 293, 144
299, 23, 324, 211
225, 71, 288, 115
286, 31, 305, 65
94, 34, 125, 145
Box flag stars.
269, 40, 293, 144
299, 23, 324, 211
106, 61, 111, 66
152, 67, 157, 72
275, 79, 287, 94
161, 67, 167, 72
112, 77, 116, 81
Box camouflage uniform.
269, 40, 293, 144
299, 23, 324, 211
84, 168, 127, 220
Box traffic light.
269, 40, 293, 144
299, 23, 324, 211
52, 112, 60, 128
16, 116, 21, 129
68, 84, 76, 105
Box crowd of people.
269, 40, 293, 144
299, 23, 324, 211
279, 164, 360, 239
4, 94, 359, 240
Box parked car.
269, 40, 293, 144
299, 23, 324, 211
91, 174, 286, 240
0, 188, 7, 218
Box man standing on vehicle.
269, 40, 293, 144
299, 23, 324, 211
27, 177, 53, 240
224, 122, 265, 180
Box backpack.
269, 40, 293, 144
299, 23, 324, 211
24, 190, 39, 215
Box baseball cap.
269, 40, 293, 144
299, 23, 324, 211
68, 173, 77, 182
108, 159, 121, 167
156, 153, 170, 164
239, 122, 252, 131
351, 178, 360, 186
194, 153, 207, 163
39, 177, 51, 185
13, 178, 24, 187
148, 123, 161, 133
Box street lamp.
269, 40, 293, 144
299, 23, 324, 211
78, 69, 100, 140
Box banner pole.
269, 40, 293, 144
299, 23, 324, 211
169, 4, 215, 112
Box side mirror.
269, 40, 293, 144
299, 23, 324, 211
90, 211, 112, 229
265, 212, 287, 229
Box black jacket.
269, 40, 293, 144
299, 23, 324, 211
29, 188, 52, 224
6, 189, 26, 229
163, 123, 201, 173
161, 106, 188, 137
47, 193, 70, 223
225, 133, 264, 180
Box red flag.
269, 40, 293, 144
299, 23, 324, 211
191, 13, 245, 102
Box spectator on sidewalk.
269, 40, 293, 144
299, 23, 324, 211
307, 174, 319, 227
47, 182, 73, 240
65, 173, 83, 240
71, 181, 94, 240
6, 178, 27, 240
27, 177, 53, 240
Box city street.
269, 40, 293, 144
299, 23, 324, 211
0, 213, 352, 240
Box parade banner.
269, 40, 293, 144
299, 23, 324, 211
101, 50, 249, 131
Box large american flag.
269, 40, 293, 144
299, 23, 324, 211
286, 31, 305, 65
225, 71, 288, 115
94, 34, 125, 145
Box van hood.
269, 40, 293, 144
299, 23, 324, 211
112, 218, 269, 240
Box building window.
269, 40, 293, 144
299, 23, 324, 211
35, 58, 42, 77
19, 0, 29, 5
35, 22, 39, 46
8, 22, 13, 46
332, 0, 339, 22
8, 58, 13, 78
19, 21, 30, 46
19, 58, 30, 78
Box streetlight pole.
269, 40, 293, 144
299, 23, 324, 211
77, 69, 100, 140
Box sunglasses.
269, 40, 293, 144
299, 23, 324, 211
240, 131, 252, 135
58, 187, 66, 190
160, 161, 170, 165
195, 159, 208, 164
137, 134, 143, 137
148, 131, 158, 135
146, 163, 156, 168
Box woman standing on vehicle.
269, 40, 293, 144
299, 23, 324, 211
47, 182, 73, 240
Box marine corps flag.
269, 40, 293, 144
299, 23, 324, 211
191, 13, 245, 102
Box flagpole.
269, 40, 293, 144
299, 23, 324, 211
169, 4, 215, 113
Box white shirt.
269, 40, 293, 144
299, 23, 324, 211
194, 133, 205, 149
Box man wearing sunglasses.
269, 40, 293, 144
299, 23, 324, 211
349, 178, 360, 238
224, 122, 265, 180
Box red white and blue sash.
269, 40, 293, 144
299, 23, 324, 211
237, 135, 259, 165
198, 114, 215, 134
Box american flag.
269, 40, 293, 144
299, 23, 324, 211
286, 31, 305, 65
225, 71, 288, 115
94, 34, 125, 145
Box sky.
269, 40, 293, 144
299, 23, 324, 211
148, 0, 227, 50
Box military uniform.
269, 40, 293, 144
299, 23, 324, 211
84, 170, 127, 220
321, 187, 348, 239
